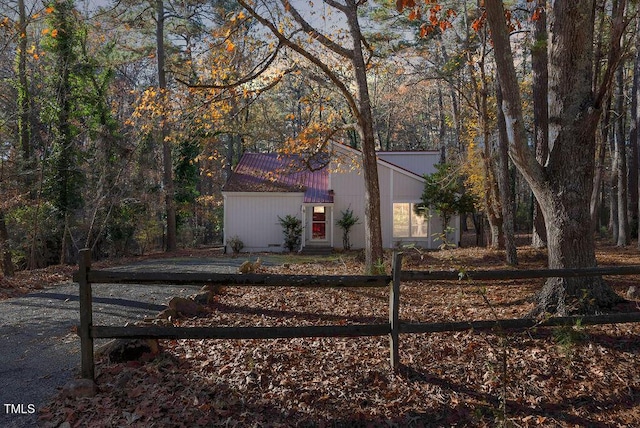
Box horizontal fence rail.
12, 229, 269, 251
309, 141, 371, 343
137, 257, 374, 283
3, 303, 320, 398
74, 270, 391, 288
75, 249, 640, 379
400, 265, 640, 282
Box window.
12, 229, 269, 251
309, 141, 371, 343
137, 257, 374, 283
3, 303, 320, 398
312, 206, 326, 240
393, 203, 428, 238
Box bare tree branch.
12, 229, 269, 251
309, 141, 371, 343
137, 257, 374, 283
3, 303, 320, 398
280, 0, 354, 59
237, 0, 360, 120
175, 41, 284, 89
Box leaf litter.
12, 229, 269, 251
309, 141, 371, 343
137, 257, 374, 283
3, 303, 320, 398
35, 242, 640, 426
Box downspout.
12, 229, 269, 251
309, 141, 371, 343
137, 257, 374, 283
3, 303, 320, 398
300, 205, 306, 252
222, 193, 227, 254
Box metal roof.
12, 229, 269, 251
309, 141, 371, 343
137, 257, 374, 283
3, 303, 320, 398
222, 153, 333, 204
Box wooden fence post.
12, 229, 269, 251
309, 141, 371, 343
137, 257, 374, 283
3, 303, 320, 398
78, 248, 94, 380
389, 251, 403, 372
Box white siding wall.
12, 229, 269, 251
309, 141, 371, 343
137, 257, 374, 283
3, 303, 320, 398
329, 153, 452, 250
223, 192, 304, 253
330, 165, 367, 249
377, 152, 440, 177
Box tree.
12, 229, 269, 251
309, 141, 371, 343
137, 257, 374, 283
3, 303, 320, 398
530, 0, 548, 248
236, 0, 384, 273
42, 0, 84, 264
416, 163, 475, 248
156, 0, 177, 252
484, 0, 626, 315
495, 83, 518, 265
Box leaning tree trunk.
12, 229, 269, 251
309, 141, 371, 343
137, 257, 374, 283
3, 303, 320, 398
531, 0, 548, 248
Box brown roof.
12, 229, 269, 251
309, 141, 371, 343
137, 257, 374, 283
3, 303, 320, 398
222, 153, 333, 204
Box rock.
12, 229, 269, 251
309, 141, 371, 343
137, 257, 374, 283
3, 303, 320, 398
191, 290, 214, 305
627, 286, 639, 299
157, 308, 178, 320
151, 318, 174, 327
60, 379, 96, 398
238, 260, 252, 273
100, 338, 161, 363
201, 284, 222, 294
168, 296, 204, 317
238, 257, 262, 274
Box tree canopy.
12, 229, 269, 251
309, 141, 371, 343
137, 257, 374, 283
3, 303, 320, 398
0, 0, 639, 313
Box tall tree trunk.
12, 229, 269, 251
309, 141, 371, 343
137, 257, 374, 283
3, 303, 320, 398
485, 0, 623, 315
531, 0, 548, 248
614, 63, 629, 246
156, 0, 177, 252
0, 210, 14, 276
610, 119, 620, 243
629, 16, 640, 241
496, 84, 518, 265
437, 86, 447, 163
592, 95, 611, 230
17, 0, 32, 181
345, 4, 384, 273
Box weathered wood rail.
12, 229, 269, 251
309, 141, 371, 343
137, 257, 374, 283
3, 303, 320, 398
74, 249, 640, 379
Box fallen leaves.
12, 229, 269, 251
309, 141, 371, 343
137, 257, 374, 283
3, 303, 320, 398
30, 242, 640, 426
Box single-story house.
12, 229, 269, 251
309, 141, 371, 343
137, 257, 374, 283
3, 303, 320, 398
222, 143, 460, 253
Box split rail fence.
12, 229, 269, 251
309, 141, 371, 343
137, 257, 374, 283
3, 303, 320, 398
74, 249, 640, 380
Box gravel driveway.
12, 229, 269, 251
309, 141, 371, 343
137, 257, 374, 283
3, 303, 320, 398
0, 257, 263, 428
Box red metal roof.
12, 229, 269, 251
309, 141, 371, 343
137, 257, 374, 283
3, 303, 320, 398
222, 153, 333, 204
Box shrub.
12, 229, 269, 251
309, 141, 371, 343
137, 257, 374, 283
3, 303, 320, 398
278, 215, 302, 252
336, 207, 360, 250
227, 235, 244, 255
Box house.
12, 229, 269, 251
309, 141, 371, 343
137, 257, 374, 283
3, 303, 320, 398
222, 143, 460, 253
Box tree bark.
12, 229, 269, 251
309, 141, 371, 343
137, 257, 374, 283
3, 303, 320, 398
485, 0, 623, 315
629, 16, 640, 241
17, 0, 32, 179
531, 0, 548, 248
344, 3, 384, 273
614, 63, 629, 246
0, 210, 14, 276
156, 0, 177, 252
496, 84, 518, 265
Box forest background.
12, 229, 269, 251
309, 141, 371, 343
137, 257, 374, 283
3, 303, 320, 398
1, 0, 639, 284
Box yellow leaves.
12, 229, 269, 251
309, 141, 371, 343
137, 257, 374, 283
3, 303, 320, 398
229, 11, 246, 22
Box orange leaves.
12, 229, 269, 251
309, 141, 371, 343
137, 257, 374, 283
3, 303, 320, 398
41, 27, 59, 38
471, 12, 486, 33
399, 1, 456, 38
396, 0, 416, 12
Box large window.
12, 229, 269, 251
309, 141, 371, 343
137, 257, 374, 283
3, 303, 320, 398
393, 203, 428, 238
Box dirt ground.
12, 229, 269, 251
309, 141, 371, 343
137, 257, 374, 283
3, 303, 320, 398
4, 237, 640, 427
